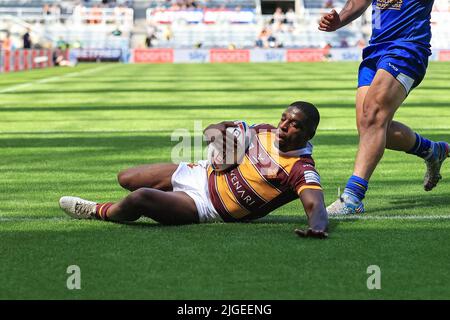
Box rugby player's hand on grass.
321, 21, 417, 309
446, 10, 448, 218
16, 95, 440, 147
297, 189, 329, 239
318, 9, 341, 32
295, 228, 328, 239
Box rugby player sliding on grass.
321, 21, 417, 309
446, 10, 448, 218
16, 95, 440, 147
319, 0, 449, 215
59, 101, 329, 239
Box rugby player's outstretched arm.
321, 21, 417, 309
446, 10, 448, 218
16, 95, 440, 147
319, 0, 371, 32
295, 189, 329, 239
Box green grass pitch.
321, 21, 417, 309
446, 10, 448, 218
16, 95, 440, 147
0, 62, 449, 299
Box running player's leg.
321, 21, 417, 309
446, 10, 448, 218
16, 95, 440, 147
329, 68, 449, 214
364, 97, 448, 191
385, 121, 415, 151
328, 69, 406, 215
353, 69, 407, 180
355, 86, 369, 134
386, 120, 449, 191
117, 163, 178, 191
357, 89, 419, 167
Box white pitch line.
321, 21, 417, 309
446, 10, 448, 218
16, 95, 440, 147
329, 215, 450, 220
1, 128, 450, 135
0, 64, 116, 94
0, 129, 174, 134
1, 215, 450, 222
0, 216, 67, 222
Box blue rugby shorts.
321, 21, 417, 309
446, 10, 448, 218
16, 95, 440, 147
358, 42, 431, 95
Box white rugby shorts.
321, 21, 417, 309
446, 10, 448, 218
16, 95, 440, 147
171, 160, 222, 223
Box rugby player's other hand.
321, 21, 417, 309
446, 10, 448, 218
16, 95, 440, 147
295, 228, 328, 239
318, 9, 341, 32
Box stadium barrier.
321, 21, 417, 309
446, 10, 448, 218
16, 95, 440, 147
2, 48, 449, 72
131, 48, 359, 63
131, 48, 450, 64
69, 48, 125, 63
438, 50, 450, 61
0, 49, 69, 73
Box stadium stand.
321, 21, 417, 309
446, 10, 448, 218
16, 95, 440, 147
144, 0, 257, 9
143, 0, 365, 49
0, 0, 449, 55
0, 1, 132, 51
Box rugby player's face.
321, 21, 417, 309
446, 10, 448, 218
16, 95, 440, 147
276, 107, 309, 151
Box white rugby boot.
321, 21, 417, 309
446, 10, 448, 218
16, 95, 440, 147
59, 196, 97, 220
424, 141, 449, 191
326, 192, 365, 216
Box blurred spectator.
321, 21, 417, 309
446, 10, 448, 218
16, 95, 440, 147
323, 0, 334, 9
41, 3, 61, 23
169, 0, 199, 10
145, 33, 157, 47
89, 5, 103, 24
73, 2, 84, 24
340, 38, 349, 48
186, 0, 199, 9
285, 8, 296, 25
114, 4, 129, 23
170, 1, 181, 10
255, 28, 268, 48
255, 27, 278, 48
1, 32, 12, 51
53, 49, 75, 67
323, 42, 332, 52
51, 4, 61, 17
23, 28, 32, 49
323, 42, 332, 60
356, 38, 366, 49
163, 25, 173, 41
43, 4, 51, 15
112, 27, 122, 36
271, 7, 285, 32
145, 23, 158, 48
56, 37, 69, 50
72, 39, 83, 49
268, 34, 279, 48
285, 8, 296, 32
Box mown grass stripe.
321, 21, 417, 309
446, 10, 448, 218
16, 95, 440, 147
0, 65, 116, 93
1, 215, 450, 222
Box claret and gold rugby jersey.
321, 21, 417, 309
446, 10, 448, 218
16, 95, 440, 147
207, 124, 322, 222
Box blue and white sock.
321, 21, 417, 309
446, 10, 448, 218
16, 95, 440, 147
343, 175, 369, 202
407, 133, 436, 160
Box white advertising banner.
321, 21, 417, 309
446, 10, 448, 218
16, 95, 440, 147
329, 48, 362, 61
250, 49, 287, 63
173, 49, 210, 63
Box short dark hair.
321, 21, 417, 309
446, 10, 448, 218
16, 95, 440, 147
289, 101, 320, 139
